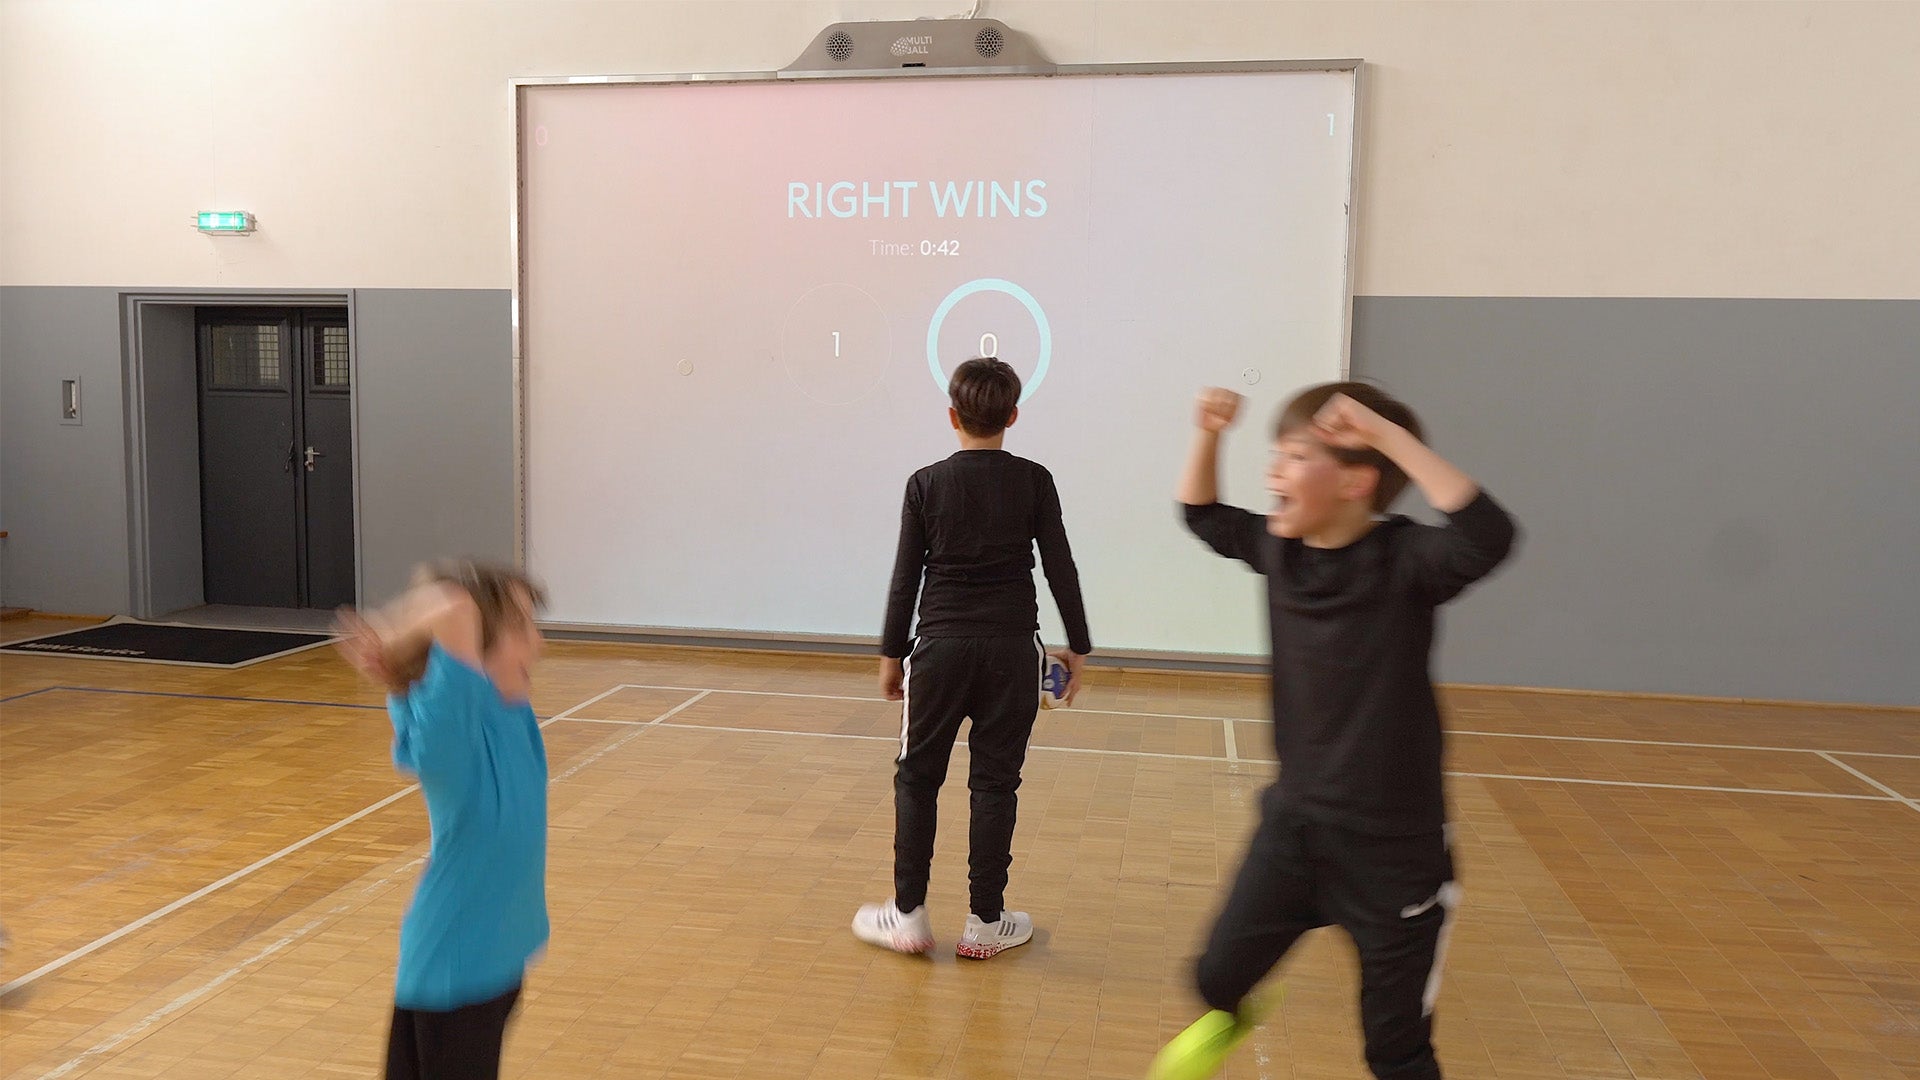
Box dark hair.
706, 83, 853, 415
1275, 381, 1425, 511
949, 357, 1021, 437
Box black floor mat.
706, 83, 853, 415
1, 621, 333, 667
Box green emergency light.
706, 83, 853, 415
197, 211, 256, 235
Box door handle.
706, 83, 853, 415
304, 446, 324, 472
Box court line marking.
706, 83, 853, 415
545, 682, 632, 723
641, 720, 1229, 764
0, 685, 387, 711
0, 682, 631, 1001
21, 683, 1912, 761
7, 681, 1912, 1016
0, 784, 422, 1000
14, 681, 1914, 1075
550, 692, 709, 784
15, 684, 1920, 760
554, 696, 1915, 803
1448, 729, 1920, 758
1818, 752, 1920, 815
591, 683, 1920, 761
1443, 771, 1896, 802
19, 687, 703, 1077
0, 686, 62, 704
0, 684, 578, 716
30, 856, 425, 1080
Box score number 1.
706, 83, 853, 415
829, 332, 999, 358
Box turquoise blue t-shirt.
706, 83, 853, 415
387, 644, 549, 1010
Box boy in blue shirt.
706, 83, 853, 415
337, 561, 550, 1080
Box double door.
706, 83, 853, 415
197, 308, 356, 609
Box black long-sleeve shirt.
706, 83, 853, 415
882, 450, 1093, 659
1184, 492, 1518, 835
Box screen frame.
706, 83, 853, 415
509, 58, 1365, 662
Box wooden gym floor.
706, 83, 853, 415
1, 615, 1916, 1079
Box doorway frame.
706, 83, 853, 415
121, 290, 362, 619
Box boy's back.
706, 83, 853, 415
857, 357, 1092, 961
883, 449, 1092, 656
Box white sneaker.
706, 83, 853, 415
852, 899, 934, 954
956, 910, 1032, 960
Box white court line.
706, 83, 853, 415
601, 682, 1920, 761
1229, 719, 1920, 763
604, 682, 1258, 724
1449, 728, 1920, 758
22, 681, 1915, 1076
646, 721, 894, 742
19, 683, 1906, 1028
1445, 771, 1899, 802
1196, 715, 1920, 760
1074, 705, 1259, 723
1, 683, 628, 1001
608, 682, 880, 703
550, 691, 709, 784
555, 711, 1916, 801
31, 857, 424, 1080
636, 720, 1228, 764
1097, 709, 1920, 762
1817, 752, 1920, 815
1030, 742, 1237, 765
544, 682, 633, 723
36, 928, 312, 1080
0, 783, 420, 999
24, 685, 691, 1076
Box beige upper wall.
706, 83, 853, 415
2, 0, 1915, 297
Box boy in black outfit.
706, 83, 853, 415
1150, 382, 1518, 1080
853, 357, 1094, 960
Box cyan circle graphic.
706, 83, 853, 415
926, 278, 1052, 404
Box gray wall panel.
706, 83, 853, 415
1353, 297, 1920, 706
0, 287, 131, 613
352, 289, 516, 604
6, 286, 1912, 706
139, 304, 204, 616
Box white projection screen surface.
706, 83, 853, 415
520, 65, 1358, 657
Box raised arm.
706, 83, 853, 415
1311, 393, 1518, 598
1178, 388, 1267, 566
336, 581, 482, 693
1177, 387, 1242, 506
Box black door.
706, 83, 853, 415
299, 312, 357, 609
198, 308, 356, 609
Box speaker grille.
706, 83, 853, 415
974, 26, 1004, 58
825, 31, 854, 61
